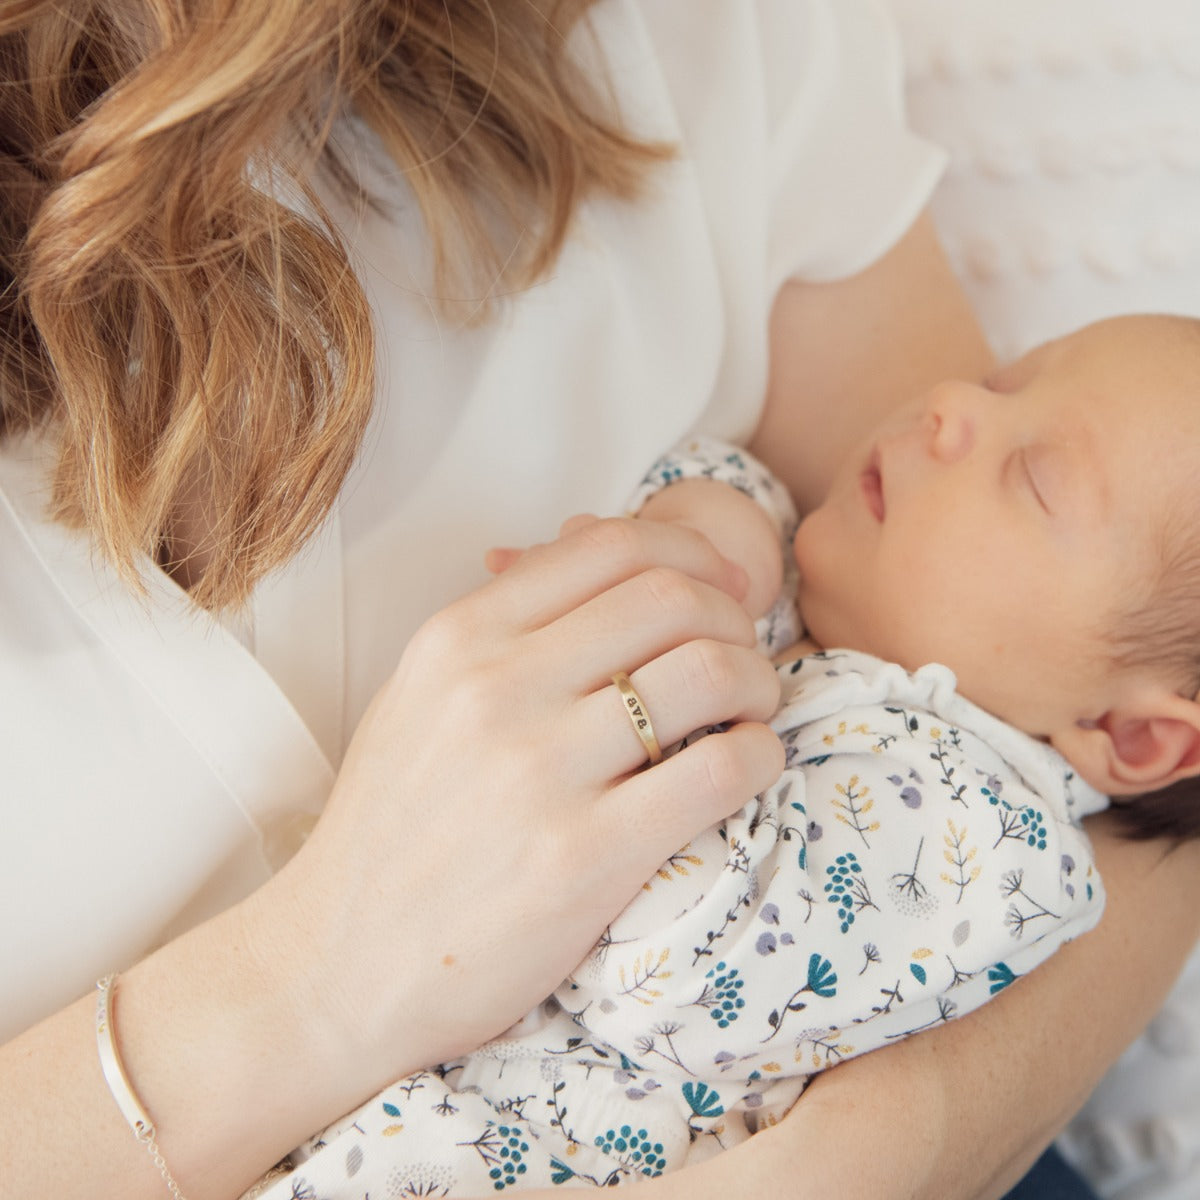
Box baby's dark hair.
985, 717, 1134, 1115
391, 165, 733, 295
1107, 315, 1200, 843
1111, 779, 1200, 844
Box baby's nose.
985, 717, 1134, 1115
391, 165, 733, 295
924, 384, 979, 463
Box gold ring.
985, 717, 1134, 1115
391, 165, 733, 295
612, 671, 663, 767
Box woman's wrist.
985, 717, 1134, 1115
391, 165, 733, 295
105, 891, 350, 1198
0, 877, 357, 1200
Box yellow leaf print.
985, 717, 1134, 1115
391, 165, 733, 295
912, 948, 934, 960
649, 847, 705, 888
942, 818, 981, 900
383, 1124, 405, 1136
823, 720, 850, 747
619, 948, 672, 1005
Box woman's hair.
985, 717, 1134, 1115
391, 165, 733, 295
0, 0, 666, 609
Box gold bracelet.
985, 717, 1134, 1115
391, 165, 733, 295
95, 975, 189, 1200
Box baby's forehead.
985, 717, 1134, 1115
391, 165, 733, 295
1039, 314, 1200, 375
1008, 318, 1200, 437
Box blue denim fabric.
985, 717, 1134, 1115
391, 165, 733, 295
1002, 1147, 1102, 1200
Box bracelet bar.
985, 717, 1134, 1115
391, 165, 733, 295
95, 975, 189, 1198
96, 975, 156, 1142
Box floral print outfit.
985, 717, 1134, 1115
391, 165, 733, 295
249, 439, 1106, 1198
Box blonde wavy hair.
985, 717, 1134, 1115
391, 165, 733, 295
0, 0, 666, 609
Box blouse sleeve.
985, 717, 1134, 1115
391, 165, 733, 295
759, 0, 947, 291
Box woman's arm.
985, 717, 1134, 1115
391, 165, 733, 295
1, 519, 786, 1200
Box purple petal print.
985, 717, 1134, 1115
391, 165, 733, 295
756, 931, 778, 956
760, 903, 781, 925
901, 786, 922, 809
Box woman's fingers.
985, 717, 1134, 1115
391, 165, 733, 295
295, 514, 786, 1072
558, 512, 600, 537
467, 516, 749, 633
574, 642, 782, 776
600, 721, 786, 876
538, 565, 759, 693
483, 546, 524, 574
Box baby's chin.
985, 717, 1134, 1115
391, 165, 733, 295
795, 598, 869, 660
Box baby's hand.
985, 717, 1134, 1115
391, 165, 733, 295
637, 481, 779, 619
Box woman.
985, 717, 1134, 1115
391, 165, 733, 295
1, 4, 1193, 1199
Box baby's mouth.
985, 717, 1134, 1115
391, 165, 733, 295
861, 448, 885, 521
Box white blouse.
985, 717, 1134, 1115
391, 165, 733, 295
0, 0, 943, 1043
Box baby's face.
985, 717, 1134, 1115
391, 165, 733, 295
794, 316, 1200, 738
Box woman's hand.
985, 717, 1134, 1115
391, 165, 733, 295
265, 514, 785, 1091
3, 515, 784, 1200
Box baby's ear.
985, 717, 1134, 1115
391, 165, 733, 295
1052, 691, 1200, 796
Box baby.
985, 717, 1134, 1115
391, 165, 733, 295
254, 314, 1200, 1198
